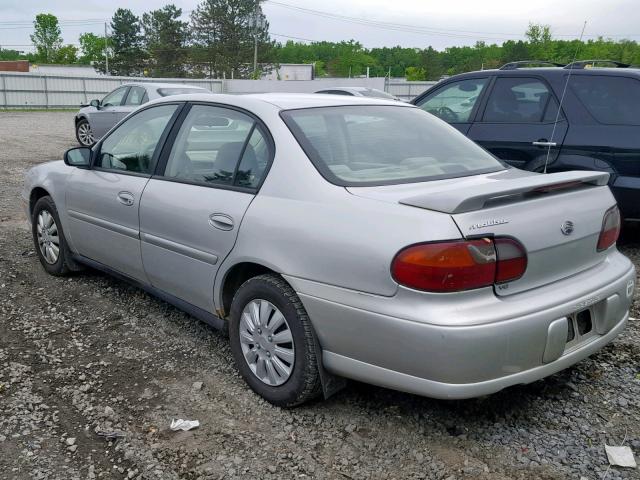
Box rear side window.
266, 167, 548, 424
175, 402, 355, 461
483, 77, 557, 123
282, 105, 504, 186
417, 78, 488, 123
124, 86, 147, 106
163, 105, 270, 189
570, 76, 640, 125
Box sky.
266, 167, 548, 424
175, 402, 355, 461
1, 0, 639, 53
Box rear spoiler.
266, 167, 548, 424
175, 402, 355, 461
400, 171, 610, 214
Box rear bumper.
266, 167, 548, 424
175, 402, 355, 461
286, 250, 635, 399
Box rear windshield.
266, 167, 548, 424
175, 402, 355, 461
281, 105, 504, 186
157, 87, 209, 97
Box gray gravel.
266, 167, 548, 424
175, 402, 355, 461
0, 111, 638, 479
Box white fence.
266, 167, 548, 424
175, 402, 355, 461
0, 72, 435, 108
0, 72, 223, 108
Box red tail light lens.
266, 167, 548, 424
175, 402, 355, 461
597, 206, 621, 251
391, 237, 527, 292
494, 237, 528, 283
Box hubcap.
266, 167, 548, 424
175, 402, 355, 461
78, 123, 94, 146
36, 210, 60, 264
239, 299, 294, 386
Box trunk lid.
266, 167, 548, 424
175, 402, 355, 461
348, 169, 615, 296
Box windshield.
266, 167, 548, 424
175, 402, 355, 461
281, 105, 505, 186
157, 87, 209, 96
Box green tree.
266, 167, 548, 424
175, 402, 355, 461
109, 8, 145, 76
142, 4, 189, 77
526, 23, 553, 59
78, 33, 107, 67
405, 66, 426, 81
190, 0, 273, 78
30, 13, 62, 63
54, 44, 78, 64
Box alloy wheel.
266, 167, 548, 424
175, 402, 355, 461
77, 122, 94, 146
239, 299, 295, 386
36, 210, 60, 264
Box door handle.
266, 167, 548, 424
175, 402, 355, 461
532, 140, 557, 147
209, 213, 234, 231
117, 191, 135, 206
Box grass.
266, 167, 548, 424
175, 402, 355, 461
0, 108, 77, 112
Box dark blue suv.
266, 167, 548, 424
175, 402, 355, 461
412, 61, 640, 220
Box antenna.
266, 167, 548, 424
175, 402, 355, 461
543, 21, 587, 174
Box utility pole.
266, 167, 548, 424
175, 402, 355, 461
104, 22, 110, 76
252, 0, 260, 78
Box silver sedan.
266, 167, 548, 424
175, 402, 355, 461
23, 93, 635, 407
74, 82, 212, 147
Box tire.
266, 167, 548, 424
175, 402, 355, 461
31, 196, 72, 276
229, 274, 322, 407
75, 118, 95, 147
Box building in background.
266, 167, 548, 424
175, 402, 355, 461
0, 60, 29, 72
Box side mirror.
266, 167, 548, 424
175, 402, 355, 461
89, 99, 101, 109
64, 147, 91, 168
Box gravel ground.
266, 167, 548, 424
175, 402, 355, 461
0, 111, 638, 480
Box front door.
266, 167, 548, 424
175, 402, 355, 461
414, 77, 490, 134
88, 86, 129, 139
468, 76, 568, 170
139, 104, 273, 312
66, 103, 181, 281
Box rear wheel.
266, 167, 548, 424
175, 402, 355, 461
76, 118, 95, 146
32, 196, 72, 276
229, 274, 322, 407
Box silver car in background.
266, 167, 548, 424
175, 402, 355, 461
315, 86, 402, 101
74, 82, 212, 146
24, 93, 635, 407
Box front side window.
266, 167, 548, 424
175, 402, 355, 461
570, 75, 640, 125
101, 87, 128, 107
483, 77, 558, 123
282, 105, 504, 186
163, 105, 270, 189
124, 86, 147, 106
417, 78, 488, 123
97, 104, 179, 174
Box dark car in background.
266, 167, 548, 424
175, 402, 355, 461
412, 60, 640, 220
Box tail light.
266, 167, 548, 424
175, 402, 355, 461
391, 237, 527, 293
597, 206, 621, 251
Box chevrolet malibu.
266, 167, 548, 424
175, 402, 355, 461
22, 93, 635, 407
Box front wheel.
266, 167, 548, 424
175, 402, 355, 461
76, 118, 95, 147
229, 274, 322, 407
32, 196, 72, 276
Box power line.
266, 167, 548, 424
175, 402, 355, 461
264, 0, 640, 39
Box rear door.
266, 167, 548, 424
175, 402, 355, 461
88, 86, 130, 138
117, 85, 148, 121
468, 76, 568, 170
565, 74, 640, 218
139, 103, 273, 311
413, 77, 490, 134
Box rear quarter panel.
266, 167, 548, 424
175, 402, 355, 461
214, 105, 463, 306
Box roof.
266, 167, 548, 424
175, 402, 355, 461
122, 82, 210, 89
449, 66, 640, 80
146, 92, 410, 110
